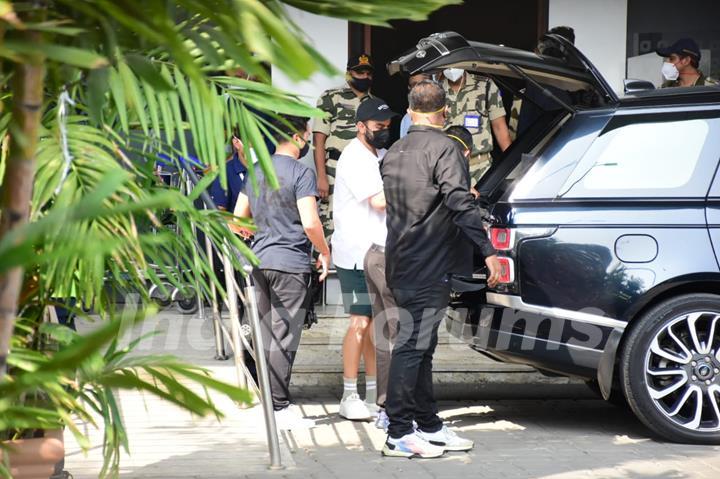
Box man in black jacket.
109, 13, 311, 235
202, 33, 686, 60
379, 80, 500, 458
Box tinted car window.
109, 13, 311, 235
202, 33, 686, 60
560, 114, 720, 199
507, 111, 611, 201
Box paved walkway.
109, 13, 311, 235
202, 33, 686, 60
64, 311, 295, 478
282, 396, 720, 479
64, 311, 720, 479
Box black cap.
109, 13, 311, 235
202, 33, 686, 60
355, 98, 398, 122
547, 26, 575, 44
656, 38, 701, 61
347, 53, 374, 71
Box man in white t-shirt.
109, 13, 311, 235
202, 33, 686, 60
332, 98, 397, 421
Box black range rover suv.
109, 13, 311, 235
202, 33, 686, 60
389, 32, 720, 444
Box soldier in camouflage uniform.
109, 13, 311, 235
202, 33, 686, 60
441, 69, 512, 184
313, 53, 375, 239
657, 38, 719, 88
507, 97, 522, 142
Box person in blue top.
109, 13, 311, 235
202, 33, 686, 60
399, 73, 431, 138
208, 132, 277, 211
208, 139, 248, 211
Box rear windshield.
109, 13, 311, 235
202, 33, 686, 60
479, 108, 572, 203
476, 75, 613, 203
502, 110, 612, 202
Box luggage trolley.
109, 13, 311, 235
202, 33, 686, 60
146, 158, 202, 315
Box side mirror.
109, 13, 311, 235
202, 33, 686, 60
623, 78, 655, 95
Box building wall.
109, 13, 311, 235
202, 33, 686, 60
271, 7, 348, 109
271, 6, 347, 171
276, 2, 632, 99
549, 0, 628, 93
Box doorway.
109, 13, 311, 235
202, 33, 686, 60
351, 0, 548, 136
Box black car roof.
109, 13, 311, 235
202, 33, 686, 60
620, 86, 720, 108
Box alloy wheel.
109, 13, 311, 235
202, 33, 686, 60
644, 311, 720, 432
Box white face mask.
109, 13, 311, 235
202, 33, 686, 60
443, 68, 464, 83
661, 62, 679, 81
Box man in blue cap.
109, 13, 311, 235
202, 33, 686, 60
657, 38, 718, 88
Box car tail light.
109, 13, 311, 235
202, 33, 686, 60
490, 227, 514, 251
497, 257, 515, 284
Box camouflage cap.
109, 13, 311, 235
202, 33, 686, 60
347, 53, 374, 72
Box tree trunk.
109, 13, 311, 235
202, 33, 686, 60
0, 24, 45, 378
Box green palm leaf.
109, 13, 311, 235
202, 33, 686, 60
1, 1, 455, 477
282, 0, 461, 25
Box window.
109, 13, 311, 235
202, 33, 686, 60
626, 0, 720, 86
560, 116, 720, 198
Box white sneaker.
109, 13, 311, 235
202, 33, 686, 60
382, 431, 445, 458
274, 406, 316, 430
415, 425, 473, 452
375, 409, 389, 431
339, 393, 372, 420
365, 401, 380, 418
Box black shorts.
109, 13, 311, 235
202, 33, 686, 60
336, 266, 372, 317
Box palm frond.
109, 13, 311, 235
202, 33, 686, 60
0, 1, 455, 476
280, 0, 462, 25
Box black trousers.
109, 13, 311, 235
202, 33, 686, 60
252, 269, 310, 411
386, 279, 451, 438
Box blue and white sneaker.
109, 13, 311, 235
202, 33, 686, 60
376, 412, 418, 432
375, 409, 389, 431
381, 432, 445, 458
415, 425, 473, 452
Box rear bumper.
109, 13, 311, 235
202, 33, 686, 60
445, 293, 626, 379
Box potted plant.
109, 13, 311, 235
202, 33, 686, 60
2, 430, 64, 479
0, 1, 453, 477
2, 302, 255, 478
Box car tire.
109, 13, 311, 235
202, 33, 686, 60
619, 293, 720, 444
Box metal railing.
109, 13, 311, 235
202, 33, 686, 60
180, 164, 283, 470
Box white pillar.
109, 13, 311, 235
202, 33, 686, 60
549, 0, 628, 94
270, 7, 347, 104
270, 6, 348, 169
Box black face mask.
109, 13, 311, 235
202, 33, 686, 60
365, 128, 390, 149
350, 76, 372, 92
299, 139, 310, 158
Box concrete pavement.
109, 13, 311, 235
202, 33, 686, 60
63, 310, 720, 479
281, 392, 720, 479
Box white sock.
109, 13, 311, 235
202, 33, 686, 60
365, 376, 377, 405
342, 377, 357, 401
